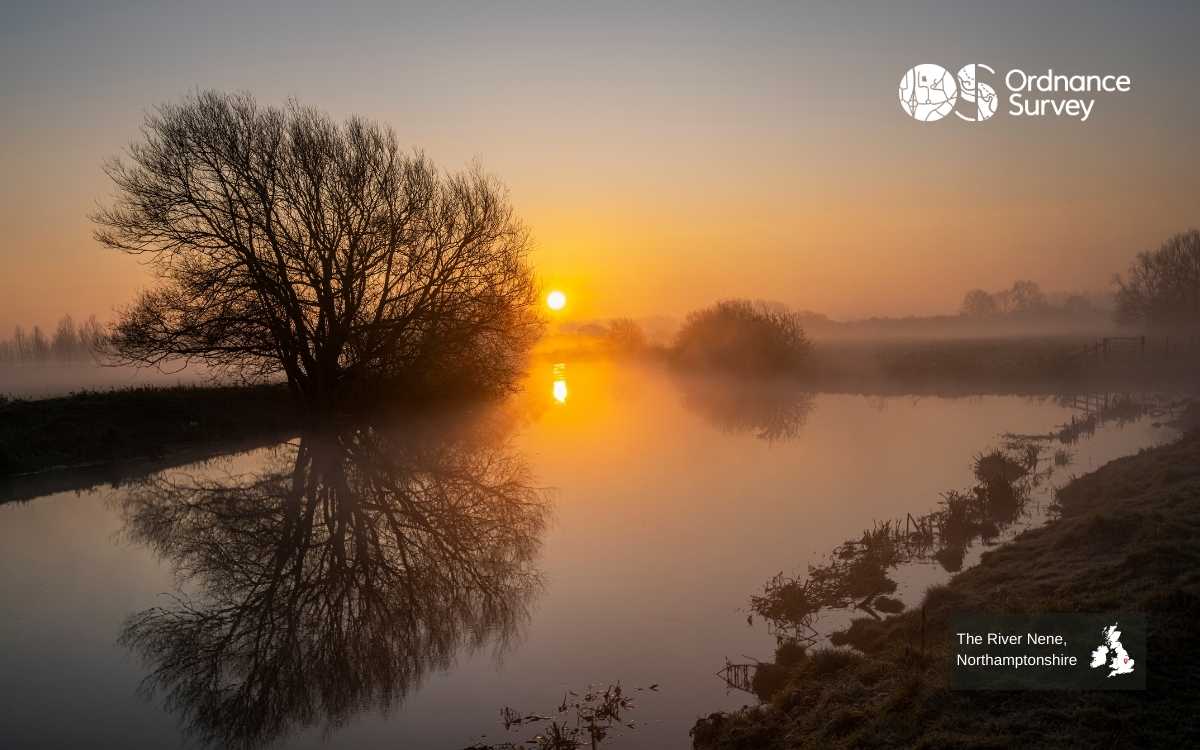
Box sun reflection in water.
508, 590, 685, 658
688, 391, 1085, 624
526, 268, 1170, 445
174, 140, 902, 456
551, 362, 568, 404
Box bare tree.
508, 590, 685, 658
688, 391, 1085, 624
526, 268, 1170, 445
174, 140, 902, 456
605, 318, 647, 353
51, 315, 78, 359
93, 91, 542, 411
29, 326, 48, 358
1003, 280, 1048, 314
1115, 229, 1200, 328
78, 315, 107, 355
960, 289, 997, 317
12, 326, 26, 359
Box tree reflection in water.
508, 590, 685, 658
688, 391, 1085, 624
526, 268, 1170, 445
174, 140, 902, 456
676, 374, 815, 442
117, 414, 548, 749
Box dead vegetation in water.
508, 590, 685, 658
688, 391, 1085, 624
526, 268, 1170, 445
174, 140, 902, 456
747, 441, 1046, 649
721, 393, 1184, 708
695, 430, 1200, 750
464, 683, 654, 750
1048, 392, 1191, 443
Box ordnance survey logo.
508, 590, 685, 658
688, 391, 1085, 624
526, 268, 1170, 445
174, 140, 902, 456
898, 63, 1132, 123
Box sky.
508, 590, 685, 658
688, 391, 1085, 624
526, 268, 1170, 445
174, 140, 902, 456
1, 0, 1198, 330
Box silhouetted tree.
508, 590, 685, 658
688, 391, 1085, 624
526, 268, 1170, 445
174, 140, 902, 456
999, 280, 1048, 314
51, 315, 77, 359
78, 315, 107, 352
960, 289, 998, 317
605, 318, 647, 353
673, 300, 811, 376
11, 326, 26, 359
93, 91, 541, 411
28, 326, 48, 358
1115, 229, 1200, 328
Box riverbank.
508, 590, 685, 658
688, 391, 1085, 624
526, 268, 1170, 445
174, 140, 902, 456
692, 425, 1200, 749
0, 384, 297, 481
3, 352, 1191, 489
535, 333, 1200, 396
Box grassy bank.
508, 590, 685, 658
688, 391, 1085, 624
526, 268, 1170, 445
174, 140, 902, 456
808, 336, 1200, 395
0, 384, 298, 479
692, 429, 1200, 749
538, 333, 1200, 396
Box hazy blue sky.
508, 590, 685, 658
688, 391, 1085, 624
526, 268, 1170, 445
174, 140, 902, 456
2, 1, 1198, 328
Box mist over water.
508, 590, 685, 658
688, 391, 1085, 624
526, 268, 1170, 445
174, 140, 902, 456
0, 362, 230, 400
0, 4, 1196, 747
0, 361, 1179, 749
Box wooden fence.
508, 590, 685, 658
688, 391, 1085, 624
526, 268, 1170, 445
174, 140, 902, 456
1065, 334, 1200, 363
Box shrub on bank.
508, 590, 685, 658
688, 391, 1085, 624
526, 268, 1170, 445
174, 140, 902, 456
672, 300, 811, 376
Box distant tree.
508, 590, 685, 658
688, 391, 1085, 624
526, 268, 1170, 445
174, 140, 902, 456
1115, 230, 1200, 328
605, 318, 647, 353
12, 326, 26, 359
673, 299, 811, 376
960, 289, 998, 317
93, 91, 541, 412
78, 315, 106, 355
51, 315, 78, 359
29, 326, 48, 358
1004, 280, 1049, 314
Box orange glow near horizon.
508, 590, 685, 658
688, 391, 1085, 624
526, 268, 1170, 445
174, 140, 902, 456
1, 4, 1198, 333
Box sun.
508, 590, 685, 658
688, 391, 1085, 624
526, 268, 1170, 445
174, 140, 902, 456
546, 290, 567, 311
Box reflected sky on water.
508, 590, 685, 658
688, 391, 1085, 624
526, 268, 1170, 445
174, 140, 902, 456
0, 361, 1181, 749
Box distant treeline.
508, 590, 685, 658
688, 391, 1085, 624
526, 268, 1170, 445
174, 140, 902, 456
958, 280, 1101, 317
958, 230, 1200, 332
0, 315, 108, 363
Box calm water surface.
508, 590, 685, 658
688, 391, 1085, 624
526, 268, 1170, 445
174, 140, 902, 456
0, 362, 1180, 749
